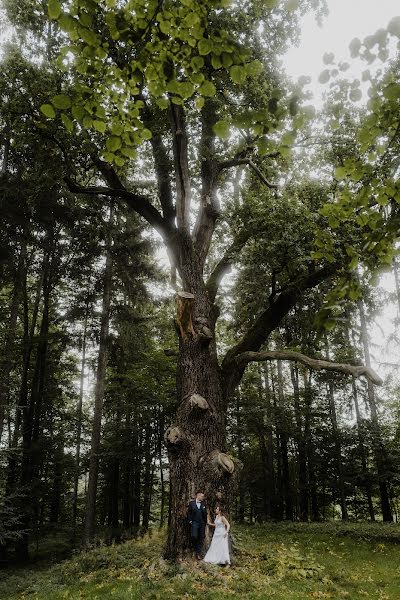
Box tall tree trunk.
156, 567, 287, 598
16, 245, 53, 561
276, 360, 293, 520
6, 250, 48, 493
351, 376, 375, 520
142, 423, 153, 530
235, 390, 245, 523
263, 366, 277, 519
72, 302, 89, 542
158, 406, 166, 528
165, 247, 236, 559
83, 204, 114, 545
358, 300, 392, 522
327, 379, 348, 519
0, 237, 26, 443
304, 372, 320, 521
325, 339, 348, 520
290, 364, 308, 521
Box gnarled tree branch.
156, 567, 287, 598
221, 263, 340, 396
169, 103, 191, 233
234, 350, 383, 386
193, 99, 220, 267
64, 176, 176, 247
218, 157, 278, 190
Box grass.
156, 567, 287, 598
1, 522, 400, 600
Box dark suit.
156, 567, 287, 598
187, 499, 207, 556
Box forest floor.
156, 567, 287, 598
1, 522, 400, 600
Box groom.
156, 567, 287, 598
187, 490, 207, 559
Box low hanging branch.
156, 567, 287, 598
234, 350, 383, 386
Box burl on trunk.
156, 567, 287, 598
164, 287, 238, 560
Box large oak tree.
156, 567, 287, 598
34, 0, 396, 558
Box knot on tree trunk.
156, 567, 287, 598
188, 393, 209, 412
164, 425, 186, 447
200, 450, 235, 476
176, 291, 195, 339
193, 316, 213, 344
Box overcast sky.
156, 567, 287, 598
283, 0, 400, 376
284, 0, 400, 106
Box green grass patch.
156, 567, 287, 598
1, 523, 400, 599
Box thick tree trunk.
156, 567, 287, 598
235, 391, 246, 523
83, 204, 114, 545
165, 251, 236, 559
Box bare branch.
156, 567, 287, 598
234, 350, 383, 386
169, 104, 191, 232
218, 158, 278, 189
193, 99, 220, 266
64, 176, 176, 245
206, 231, 252, 301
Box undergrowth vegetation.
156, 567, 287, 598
1, 523, 400, 600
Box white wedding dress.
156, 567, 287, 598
203, 516, 231, 565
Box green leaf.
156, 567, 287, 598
318, 69, 330, 84
195, 97, 205, 109
230, 65, 246, 85
246, 60, 263, 77
349, 88, 362, 102
156, 97, 169, 109
93, 120, 106, 133
388, 16, 400, 37
198, 80, 216, 97
191, 56, 205, 71
51, 94, 71, 109
121, 147, 137, 158
383, 83, 400, 101
40, 104, 56, 119
61, 113, 73, 132
141, 128, 152, 140
213, 120, 230, 139
349, 37, 361, 58
80, 28, 99, 47
48, 0, 61, 20
198, 39, 212, 56
72, 105, 85, 121
334, 166, 347, 180
59, 14, 77, 34
323, 52, 335, 65
106, 136, 122, 152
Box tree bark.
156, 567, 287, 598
83, 203, 114, 545
165, 246, 237, 559
72, 301, 89, 542
358, 300, 392, 522
0, 237, 26, 443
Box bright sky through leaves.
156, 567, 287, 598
284, 0, 400, 106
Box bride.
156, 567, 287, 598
203, 505, 231, 566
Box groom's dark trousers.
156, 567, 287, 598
187, 500, 207, 556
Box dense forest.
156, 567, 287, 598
1, 0, 400, 569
